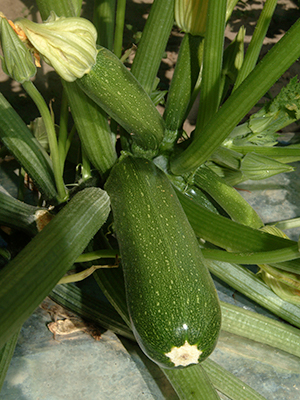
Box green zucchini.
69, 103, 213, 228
0, 191, 53, 236
76, 47, 165, 155
105, 155, 221, 368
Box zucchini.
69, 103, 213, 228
105, 155, 221, 369
0, 190, 53, 236
76, 47, 165, 155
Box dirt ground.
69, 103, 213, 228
0, 0, 300, 132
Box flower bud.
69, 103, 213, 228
0, 13, 36, 83
15, 11, 97, 82
175, 0, 209, 36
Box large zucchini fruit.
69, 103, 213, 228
105, 155, 221, 368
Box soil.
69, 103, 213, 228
0, 0, 300, 131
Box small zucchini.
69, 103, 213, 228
105, 155, 221, 369
0, 190, 53, 236
76, 47, 165, 155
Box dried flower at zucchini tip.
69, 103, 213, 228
14, 11, 98, 82
175, 0, 209, 36
0, 12, 36, 83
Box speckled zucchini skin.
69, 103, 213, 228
77, 47, 165, 155
105, 155, 221, 369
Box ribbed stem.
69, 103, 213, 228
113, 0, 126, 58
234, 0, 278, 89
22, 80, 68, 203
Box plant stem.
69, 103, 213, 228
220, 301, 300, 358
22, 80, 68, 203
163, 364, 221, 400
234, 0, 278, 89
194, 0, 227, 134
206, 258, 300, 328
81, 147, 92, 181
163, 34, 203, 134
170, 17, 300, 175
130, 0, 175, 93
76, 249, 119, 262
202, 359, 267, 400
58, 89, 69, 174
202, 245, 300, 266
113, 0, 126, 58
93, 0, 116, 50
269, 217, 300, 231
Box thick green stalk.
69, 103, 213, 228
113, 0, 126, 58
130, 0, 174, 93
194, 167, 263, 228
35, 0, 81, 19
202, 359, 267, 400
234, 0, 278, 89
170, 17, 300, 175
0, 187, 110, 347
163, 364, 220, 400
220, 301, 300, 358
63, 81, 117, 176
194, 0, 227, 133
93, 0, 116, 50
226, 144, 300, 163
58, 89, 70, 173
202, 245, 300, 268
176, 189, 295, 253
271, 217, 300, 231
163, 34, 203, 139
22, 80, 68, 203
206, 258, 300, 328
0, 93, 58, 202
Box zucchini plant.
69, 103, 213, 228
1, 0, 300, 398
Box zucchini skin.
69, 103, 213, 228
77, 47, 165, 155
105, 156, 221, 368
